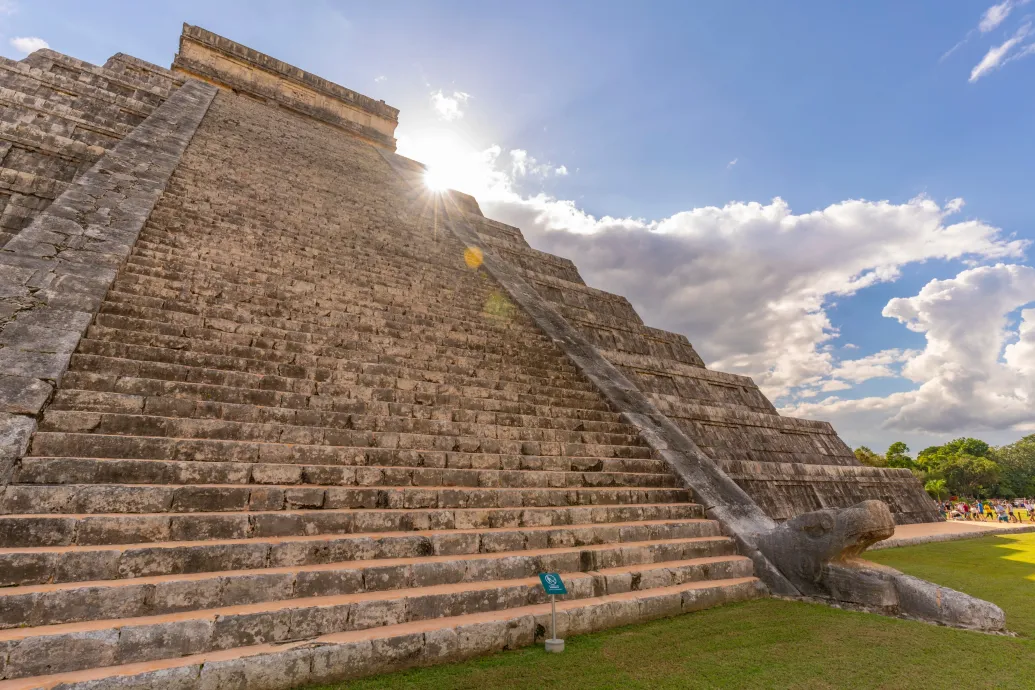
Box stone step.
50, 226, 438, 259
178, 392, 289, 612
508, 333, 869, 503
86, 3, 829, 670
92, 295, 579, 372
117, 244, 530, 326
49, 388, 640, 437
0, 120, 105, 165
0, 56, 156, 122
120, 233, 527, 303
0, 579, 765, 686
33, 413, 652, 458
0, 515, 716, 583
63, 353, 611, 413
0, 483, 689, 523
86, 310, 583, 381
23, 49, 175, 103
74, 333, 596, 395
95, 287, 571, 364
0, 557, 755, 680
0, 85, 132, 146
0, 537, 739, 629
28, 431, 655, 473
0, 166, 67, 199
40, 397, 646, 446
58, 371, 626, 424
13, 457, 675, 488
133, 213, 491, 281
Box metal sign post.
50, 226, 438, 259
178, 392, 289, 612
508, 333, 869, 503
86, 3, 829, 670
538, 572, 567, 653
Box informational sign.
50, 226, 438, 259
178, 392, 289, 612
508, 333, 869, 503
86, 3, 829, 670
539, 572, 568, 595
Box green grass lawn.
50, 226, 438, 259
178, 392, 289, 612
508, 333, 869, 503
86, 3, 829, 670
311, 533, 1035, 690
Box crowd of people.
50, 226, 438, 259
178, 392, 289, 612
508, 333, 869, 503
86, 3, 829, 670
941, 498, 1035, 522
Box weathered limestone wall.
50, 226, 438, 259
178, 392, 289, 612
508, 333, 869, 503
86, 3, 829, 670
0, 49, 183, 247
172, 24, 399, 150
0, 78, 217, 483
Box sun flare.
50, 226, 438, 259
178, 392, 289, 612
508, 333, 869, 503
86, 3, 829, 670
424, 167, 450, 192
401, 130, 495, 198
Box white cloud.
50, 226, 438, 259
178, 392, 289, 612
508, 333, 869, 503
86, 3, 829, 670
374, 75, 386, 83
430, 90, 470, 121
979, 1, 1015, 32
0, 1, 17, 16
943, 1, 1032, 65
727, 158, 738, 169
1004, 308, 1035, 375
969, 21, 1031, 81
785, 264, 1035, 437
509, 149, 565, 178
9, 36, 47, 54
830, 348, 919, 384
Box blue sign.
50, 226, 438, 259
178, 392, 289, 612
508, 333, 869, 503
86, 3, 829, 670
539, 572, 567, 595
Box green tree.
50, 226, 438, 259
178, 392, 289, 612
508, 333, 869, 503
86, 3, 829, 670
924, 478, 948, 501
938, 454, 1000, 498
995, 434, 1035, 498
885, 441, 915, 469
854, 446, 886, 467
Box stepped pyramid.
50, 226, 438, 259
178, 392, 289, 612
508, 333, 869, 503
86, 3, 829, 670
0, 25, 938, 688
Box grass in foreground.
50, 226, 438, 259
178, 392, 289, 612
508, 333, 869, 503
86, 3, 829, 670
311, 533, 1035, 690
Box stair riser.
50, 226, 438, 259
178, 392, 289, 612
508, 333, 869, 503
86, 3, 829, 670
0, 579, 766, 688
38, 408, 647, 450
12, 460, 676, 490
0, 560, 755, 679
29, 433, 654, 465
0, 519, 718, 584
0, 483, 688, 518
0, 541, 740, 628
16, 456, 670, 487
58, 371, 626, 423
51, 387, 637, 436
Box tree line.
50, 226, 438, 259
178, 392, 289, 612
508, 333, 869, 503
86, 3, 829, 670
853, 434, 1035, 501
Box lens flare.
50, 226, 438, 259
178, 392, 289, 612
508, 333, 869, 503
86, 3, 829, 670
464, 246, 484, 269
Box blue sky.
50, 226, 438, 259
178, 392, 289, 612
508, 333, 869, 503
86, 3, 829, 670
6, 1, 1034, 454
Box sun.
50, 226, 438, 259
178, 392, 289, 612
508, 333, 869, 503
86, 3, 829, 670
401, 129, 488, 196
424, 166, 450, 192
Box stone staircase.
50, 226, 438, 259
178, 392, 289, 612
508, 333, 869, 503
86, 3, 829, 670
0, 50, 180, 247
0, 84, 763, 687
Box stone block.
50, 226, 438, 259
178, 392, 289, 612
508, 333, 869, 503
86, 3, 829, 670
0, 349, 71, 380
309, 640, 375, 685
0, 375, 53, 414
6, 629, 119, 677
117, 618, 215, 664
198, 647, 313, 690
51, 665, 202, 690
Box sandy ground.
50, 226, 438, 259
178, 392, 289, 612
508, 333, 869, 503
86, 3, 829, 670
870, 519, 1035, 550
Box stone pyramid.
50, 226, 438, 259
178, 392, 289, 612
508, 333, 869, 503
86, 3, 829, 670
0, 24, 940, 689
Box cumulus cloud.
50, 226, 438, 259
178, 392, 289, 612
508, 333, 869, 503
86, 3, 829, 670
786, 264, 1035, 436
829, 348, 919, 384
9, 36, 47, 54
430, 90, 470, 121
969, 21, 1031, 81
555, 165, 569, 176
